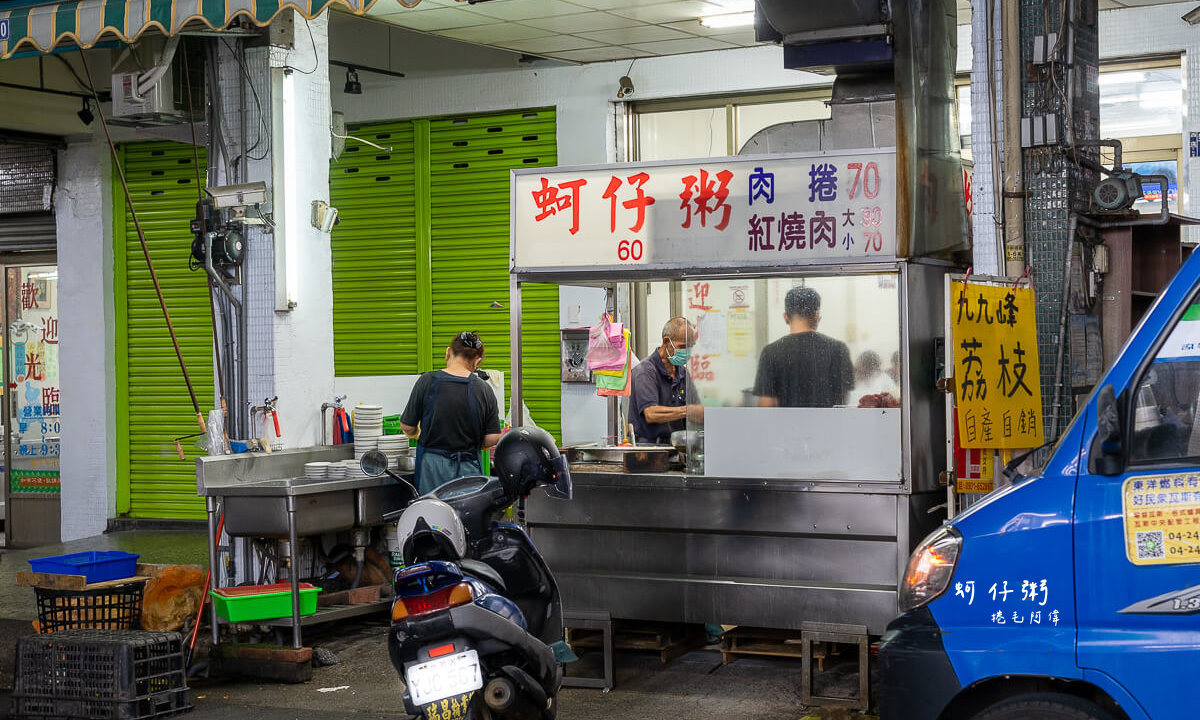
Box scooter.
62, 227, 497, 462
359, 427, 573, 720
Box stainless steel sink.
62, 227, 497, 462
354, 477, 415, 527
223, 485, 355, 538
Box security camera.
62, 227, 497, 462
1185, 5, 1200, 24
617, 75, 634, 99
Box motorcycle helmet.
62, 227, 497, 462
492, 426, 572, 500
395, 498, 468, 566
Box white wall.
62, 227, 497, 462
57, 139, 115, 541
271, 12, 337, 448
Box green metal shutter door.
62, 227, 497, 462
329, 123, 420, 376
115, 142, 213, 519
427, 110, 560, 440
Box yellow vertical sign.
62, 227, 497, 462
951, 281, 1044, 449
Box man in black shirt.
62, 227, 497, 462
753, 287, 855, 408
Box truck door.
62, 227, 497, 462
1075, 290, 1200, 719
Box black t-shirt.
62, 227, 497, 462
753, 332, 855, 408
401, 371, 501, 453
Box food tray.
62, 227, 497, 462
30, 551, 140, 584
210, 583, 319, 622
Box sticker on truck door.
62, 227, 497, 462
1123, 472, 1200, 565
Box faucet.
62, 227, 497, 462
320, 395, 346, 446
249, 396, 280, 451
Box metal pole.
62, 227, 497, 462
287, 495, 302, 649
1001, 0, 1026, 276
207, 496, 221, 645
510, 276, 524, 427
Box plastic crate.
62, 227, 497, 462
209, 583, 320, 622
382, 414, 405, 435
12, 629, 190, 720
30, 551, 140, 584
35, 582, 144, 633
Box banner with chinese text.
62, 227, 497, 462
951, 280, 1043, 449
512, 150, 897, 272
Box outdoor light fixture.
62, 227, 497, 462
77, 97, 94, 126
699, 11, 754, 29
344, 67, 362, 95
616, 75, 634, 99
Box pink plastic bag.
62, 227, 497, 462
586, 315, 627, 371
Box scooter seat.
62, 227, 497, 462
460, 558, 506, 592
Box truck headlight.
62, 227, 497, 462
899, 525, 962, 612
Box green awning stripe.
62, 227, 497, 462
1, 0, 377, 58
54, 2, 79, 39
149, 0, 171, 31
102, 0, 125, 35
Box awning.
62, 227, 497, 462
0, 0, 402, 59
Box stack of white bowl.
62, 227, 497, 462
304, 461, 329, 479
377, 435, 410, 468
353, 404, 384, 460
342, 459, 368, 479
326, 461, 348, 480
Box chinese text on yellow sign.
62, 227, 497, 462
951, 281, 1044, 449
1123, 473, 1200, 566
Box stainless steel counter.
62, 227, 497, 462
526, 469, 943, 635
200, 474, 399, 497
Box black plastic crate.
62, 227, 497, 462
12, 630, 190, 719
12, 687, 190, 720
35, 582, 144, 633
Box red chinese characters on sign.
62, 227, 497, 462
531, 177, 587, 235
689, 355, 715, 383
688, 282, 712, 312
41, 316, 58, 345
20, 281, 38, 310
602, 173, 656, 233
679, 169, 733, 231
25, 347, 43, 381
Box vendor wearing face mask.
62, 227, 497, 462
630, 317, 704, 445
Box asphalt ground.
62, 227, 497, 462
0, 617, 876, 720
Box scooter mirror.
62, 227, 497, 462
360, 449, 389, 477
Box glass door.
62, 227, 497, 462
3, 263, 60, 546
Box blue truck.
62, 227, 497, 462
879, 251, 1200, 720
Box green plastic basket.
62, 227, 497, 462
382, 414, 405, 436
209, 583, 319, 622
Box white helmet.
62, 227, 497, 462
395, 498, 468, 566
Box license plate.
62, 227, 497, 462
407, 649, 483, 707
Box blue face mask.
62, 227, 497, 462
668, 340, 690, 367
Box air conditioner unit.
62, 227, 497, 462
110, 37, 203, 126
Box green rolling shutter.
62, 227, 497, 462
329, 123, 420, 376
114, 142, 213, 519
329, 109, 561, 441
427, 110, 560, 439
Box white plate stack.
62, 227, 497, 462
377, 435, 410, 467
353, 404, 384, 459
325, 461, 348, 480
342, 459, 367, 479
304, 461, 329, 479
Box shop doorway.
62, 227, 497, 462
1, 259, 60, 547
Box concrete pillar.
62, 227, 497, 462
269, 12, 335, 447
57, 139, 116, 541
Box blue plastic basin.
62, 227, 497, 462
29, 551, 140, 584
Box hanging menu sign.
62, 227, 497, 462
511, 149, 897, 273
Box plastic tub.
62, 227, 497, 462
29, 551, 140, 584
210, 583, 320, 622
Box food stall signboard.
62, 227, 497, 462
951, 280, 1044, 449
512, 149, 897, 273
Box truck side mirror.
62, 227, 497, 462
1089, 384, 1124, 476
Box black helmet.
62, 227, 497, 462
493, 426, 572, 499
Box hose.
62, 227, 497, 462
351, 560, 365, 590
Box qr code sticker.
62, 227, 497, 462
1136, 530, 1165, 560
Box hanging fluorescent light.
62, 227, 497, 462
699, 11, 754, 29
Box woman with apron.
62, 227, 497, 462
400, 332, 503, 494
